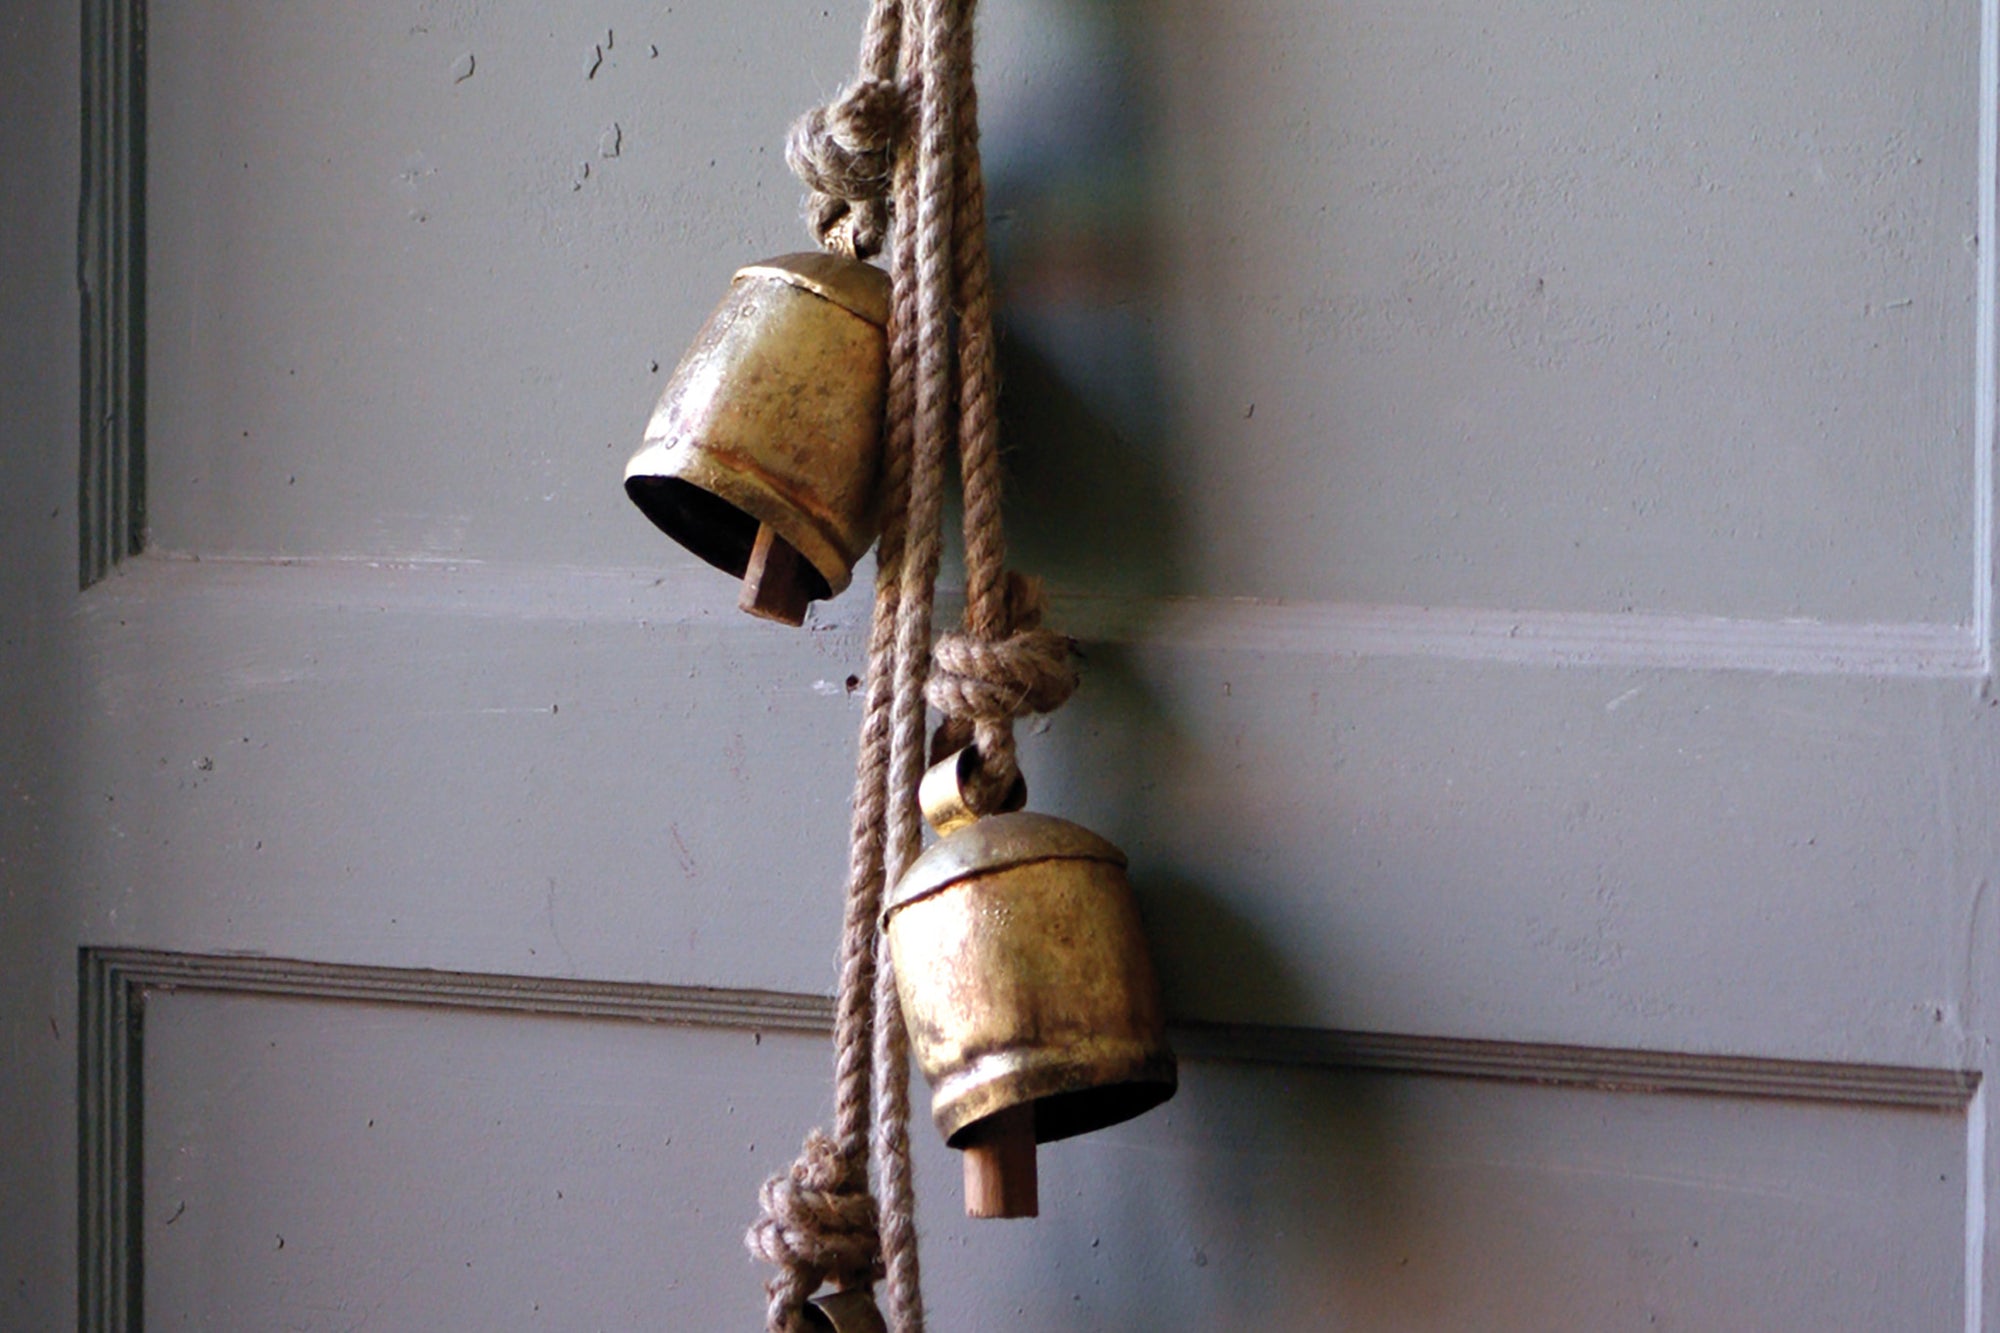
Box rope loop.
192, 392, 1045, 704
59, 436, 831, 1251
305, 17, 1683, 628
745, 1130, 882, 1328
789, 77, 911, 260
756, 0, 1007, 1326
925, 574, 1080, 814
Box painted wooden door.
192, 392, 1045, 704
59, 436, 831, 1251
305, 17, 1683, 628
4, 0, 1997, 1328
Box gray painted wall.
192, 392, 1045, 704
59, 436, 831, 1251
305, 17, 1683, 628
2, 0, 86, 1326
7, 1, 2000, 1328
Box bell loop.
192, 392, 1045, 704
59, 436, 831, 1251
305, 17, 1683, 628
825, 216, 861, 262
919, 746, 1027, 837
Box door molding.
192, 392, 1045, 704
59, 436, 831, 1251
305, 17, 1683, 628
79, 0, 146, 588
77, 946, 1981, 1331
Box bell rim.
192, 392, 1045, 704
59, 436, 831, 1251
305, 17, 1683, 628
884, 812, 1128, 919
735, 251, 891, 328
623, 438, 861, 596
804, 1289, 888, 1333
933, 1046, 1179, 1147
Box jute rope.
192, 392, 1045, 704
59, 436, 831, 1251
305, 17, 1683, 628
747, 3, 1078, 1328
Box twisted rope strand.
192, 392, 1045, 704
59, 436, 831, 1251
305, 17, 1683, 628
864, 1, 974, 1326
750, 0, 911, 1326
931, 0, 1077, 810
753, 1, 1074, 1327
949, 25, 1003, 645
745, 1131, 881, 1330
866, 40, 931, 1333
830, 48, 924, 1180
789, 0, 908, 258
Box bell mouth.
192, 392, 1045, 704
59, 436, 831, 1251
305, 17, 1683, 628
936, 1048, 1179, 1148
624, 475, 834, 603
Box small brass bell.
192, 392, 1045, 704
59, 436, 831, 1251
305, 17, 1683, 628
884, 752, 1177, 1219
625, 252, 891, 625
801, 1289, 886, 1333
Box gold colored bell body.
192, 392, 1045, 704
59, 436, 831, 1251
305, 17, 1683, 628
884, 812, 1177, 1152
624, 252, 890, 616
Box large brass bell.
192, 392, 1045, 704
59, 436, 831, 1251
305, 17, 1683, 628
625, 252, 890, 625
884, 751, 1177, 1219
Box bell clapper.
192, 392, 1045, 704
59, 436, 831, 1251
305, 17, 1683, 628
960, 1102, 1038, 1219
739, 521, 818, 626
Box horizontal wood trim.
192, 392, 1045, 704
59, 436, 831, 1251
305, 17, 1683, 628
90, 948, 1982, 1111
89, 554, 1984, 678
79, 947, 1981, 1330
1129, 598, 1985, 680
1171, 1023, 1979, 1112
113, 948, 839, 1035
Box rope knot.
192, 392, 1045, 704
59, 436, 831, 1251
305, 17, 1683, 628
788, 78, 905, 202
788, 77, 911, 259
927, 573, 1079, 730
927, 628, 1079, 726
746, 1130, 881, 1316
925, 573, 1080, 816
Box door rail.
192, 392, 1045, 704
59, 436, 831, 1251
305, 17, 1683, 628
78, 946, 1980, 1332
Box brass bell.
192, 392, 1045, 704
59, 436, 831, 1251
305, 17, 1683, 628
625, 252, 891, 625
802, 1289, 887, 1333
884, 752, 1177, 1219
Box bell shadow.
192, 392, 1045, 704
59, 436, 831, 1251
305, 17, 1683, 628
963, 1, 1434, 1322
985, 354, 1433, 1319
969, 863, 1427, 1328
1016, 644, 1425, 1323
1148, 876, 1424, 1321
994, 334, 1186, 603
974, 0, 1189, 606
977, 0, 1195, 901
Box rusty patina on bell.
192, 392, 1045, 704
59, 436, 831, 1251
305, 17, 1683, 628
625, 252, 890, 624
884, 757, 1176, 1218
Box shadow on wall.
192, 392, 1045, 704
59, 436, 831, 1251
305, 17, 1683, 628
979, 0, 1187, 844
968, 1, 1433, 1325
1141, 877, 1426, 1323
983, 0, 1184, 603
919, 871, 1433, 1327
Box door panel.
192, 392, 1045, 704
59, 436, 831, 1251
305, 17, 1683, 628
73, 561, 1989, 1061
144, 0, 863, 569
144, 991, 831, 1330
28, 0, 2000, 1328
141, 983, 1970, 1331
1131, 0, 1980, 621
147, 0, 1984, 620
